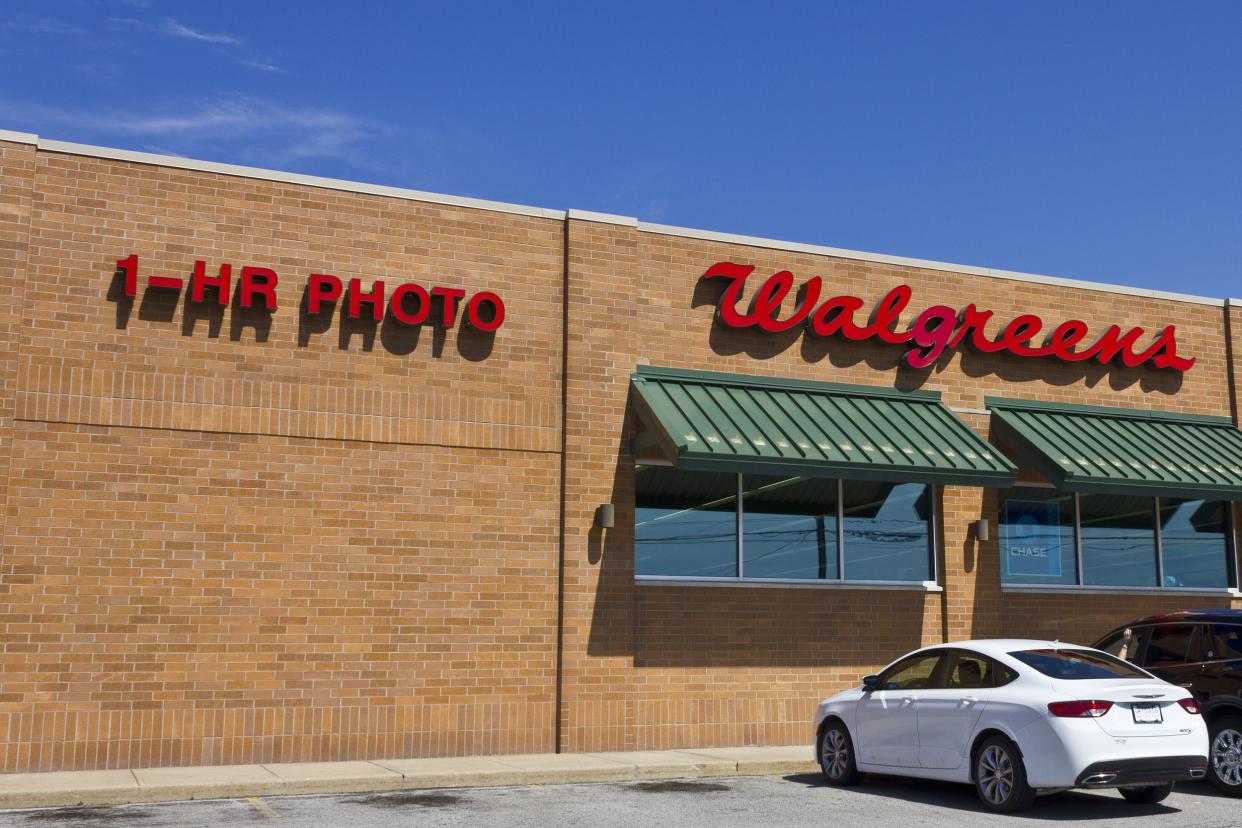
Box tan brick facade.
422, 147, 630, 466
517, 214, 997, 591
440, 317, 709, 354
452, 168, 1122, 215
0, 134, 1238, 771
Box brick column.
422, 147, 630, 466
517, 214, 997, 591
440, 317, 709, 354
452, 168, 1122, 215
939, 411, 1005, 640
1226, 299, 1242, 609
0, 136, 35, 553
559, 212, 640, 751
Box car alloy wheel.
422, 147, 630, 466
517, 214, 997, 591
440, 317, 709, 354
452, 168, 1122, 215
817, 721, 862, 786
1212, 727, 1242, 788
821, 728, 849, 780
977, 745, 1015, 806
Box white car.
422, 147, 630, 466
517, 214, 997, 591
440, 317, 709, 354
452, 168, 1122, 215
813, 640, 1209, 812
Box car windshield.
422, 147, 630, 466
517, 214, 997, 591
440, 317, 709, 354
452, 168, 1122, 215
1008, 648, 1149, 680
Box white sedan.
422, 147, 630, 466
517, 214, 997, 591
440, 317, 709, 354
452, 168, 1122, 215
813, 639, 1209, 812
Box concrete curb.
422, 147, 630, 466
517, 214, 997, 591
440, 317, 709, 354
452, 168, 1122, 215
0, 746, 818, 810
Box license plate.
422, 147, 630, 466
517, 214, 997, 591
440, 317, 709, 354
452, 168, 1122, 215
1132, 704, 1163, 724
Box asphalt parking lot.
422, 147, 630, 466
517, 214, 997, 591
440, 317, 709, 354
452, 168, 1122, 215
1, 773, 1238, 828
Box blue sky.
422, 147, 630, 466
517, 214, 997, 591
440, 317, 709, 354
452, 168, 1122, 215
1, 1, 1239, 295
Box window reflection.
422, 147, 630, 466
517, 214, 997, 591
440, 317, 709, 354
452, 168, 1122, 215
1160, 499, 1229, 588
842, 482, 931, 582
634, 466, 737, 577
1145, 624, 1197, 668
1079, 494, 1157, 587
742, 475, 838, 579
1209, 625, 1242, 661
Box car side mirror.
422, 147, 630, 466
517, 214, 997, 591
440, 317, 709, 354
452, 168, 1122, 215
862, 674, 881, 692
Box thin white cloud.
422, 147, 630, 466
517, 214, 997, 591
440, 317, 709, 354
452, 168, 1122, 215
6, 16, 87, 36
0, 96, 377, 165
242, 58, 283, 74
105, 16, 282, 72
160, 18, 240, 45
108, 17, 240, 47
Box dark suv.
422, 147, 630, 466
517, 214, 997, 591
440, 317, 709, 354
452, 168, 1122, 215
1094, 610, 1242, 795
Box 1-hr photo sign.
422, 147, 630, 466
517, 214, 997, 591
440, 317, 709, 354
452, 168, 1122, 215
114, 254, 507, 331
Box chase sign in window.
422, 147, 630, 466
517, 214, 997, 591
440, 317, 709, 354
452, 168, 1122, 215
1003, 499, 1065, 578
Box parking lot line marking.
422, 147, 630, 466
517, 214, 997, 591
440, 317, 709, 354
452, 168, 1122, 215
247, 796, 275, 819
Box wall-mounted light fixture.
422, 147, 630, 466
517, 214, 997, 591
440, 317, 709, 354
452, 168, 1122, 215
595, 503, 615, 529
975, 519, 991, 542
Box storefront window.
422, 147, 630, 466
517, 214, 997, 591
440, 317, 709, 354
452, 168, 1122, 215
998, 489, 1234, 590
634, 466, 737, 577
742, 475, 838, 580
842, 482, 931, 582
998, 488, 1077, 585
1160, 499, 1230, 588
635, 469, 933, 584
1079, 494, 1157, 587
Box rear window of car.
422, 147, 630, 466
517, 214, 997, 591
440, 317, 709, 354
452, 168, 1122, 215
1008, 648, 1149, 680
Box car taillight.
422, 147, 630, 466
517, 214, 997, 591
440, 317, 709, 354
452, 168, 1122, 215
1178, 698, 1202, 715
1048, 700, 1114, 718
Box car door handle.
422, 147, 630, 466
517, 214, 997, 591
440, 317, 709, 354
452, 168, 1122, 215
960, 696, 978, 706
901, 696, 916, 706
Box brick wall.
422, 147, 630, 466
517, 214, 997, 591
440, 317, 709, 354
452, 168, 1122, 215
0, 140, 1238, 770
0, 424, 558, 770
0, 147, 564, 771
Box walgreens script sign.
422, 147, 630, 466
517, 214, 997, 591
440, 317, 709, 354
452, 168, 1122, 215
704, 262, 1194, 372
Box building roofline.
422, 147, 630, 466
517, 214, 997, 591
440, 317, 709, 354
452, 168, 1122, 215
636, 221, 1223, 307
1, 127, 1225, 307
33, 135, 566, 221
0, 128, 37, 145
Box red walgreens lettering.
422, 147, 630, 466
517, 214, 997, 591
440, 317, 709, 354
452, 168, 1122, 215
704, 262, 1195, 372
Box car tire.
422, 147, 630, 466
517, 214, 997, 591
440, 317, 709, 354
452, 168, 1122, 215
1119, 783, 1174, 804
818, 720, 863, 786
973, 735, 1036, 813
1208, 713, 1242, 795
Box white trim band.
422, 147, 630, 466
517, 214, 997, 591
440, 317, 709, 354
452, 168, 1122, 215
566, 209, 638, 227
636, 576, 942, 592
36, 138, 567, 221
637, 221, 1224, 307
1002, 584, 1240, 598
0, 129, 37, 145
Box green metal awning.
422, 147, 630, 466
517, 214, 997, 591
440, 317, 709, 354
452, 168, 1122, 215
987, 396, 1242, 499
629, 366, 1017, 486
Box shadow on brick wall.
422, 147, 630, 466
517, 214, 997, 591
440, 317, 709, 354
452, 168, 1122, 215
969, 482, 1003, 640
292, 282, 496, 359
107, 265, 136, 327
228, 281, 273, 343
955, 348, 1183, 395
182, 283, 225, 339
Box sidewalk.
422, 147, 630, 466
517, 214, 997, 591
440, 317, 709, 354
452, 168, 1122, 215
0, 745, 817, 810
